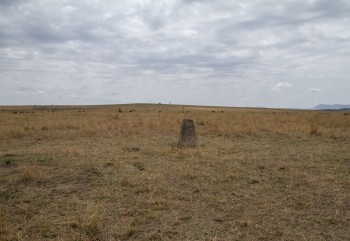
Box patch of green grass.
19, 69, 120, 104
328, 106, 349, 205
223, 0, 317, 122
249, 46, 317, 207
1, 154, 16, 165
124, 227, 137, 238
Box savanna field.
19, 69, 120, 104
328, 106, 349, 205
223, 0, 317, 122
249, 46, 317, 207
0, 104, 349, 241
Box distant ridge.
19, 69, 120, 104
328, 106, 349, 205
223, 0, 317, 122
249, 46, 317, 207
312, 104, 350, 110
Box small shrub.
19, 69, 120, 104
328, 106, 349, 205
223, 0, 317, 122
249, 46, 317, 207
131, 161, 145, 171
4, 159, 12, 165
1, 154, 16, 165
41, 126, 49, 131
125, 227, 137, 238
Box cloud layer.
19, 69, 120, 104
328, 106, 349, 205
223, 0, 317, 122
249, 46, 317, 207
1, 0, 350, 108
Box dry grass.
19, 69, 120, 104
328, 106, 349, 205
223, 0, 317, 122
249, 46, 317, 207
13, 164, 46, 183
0, 104, 349, 240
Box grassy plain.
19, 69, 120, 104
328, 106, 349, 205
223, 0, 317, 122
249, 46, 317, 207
0, 104, 349, 240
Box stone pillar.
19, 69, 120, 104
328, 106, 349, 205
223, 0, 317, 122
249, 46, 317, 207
178, 119, 197, 148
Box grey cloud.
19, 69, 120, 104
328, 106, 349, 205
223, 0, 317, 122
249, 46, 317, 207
310, 0, 350, 18
0, 0, 24, 7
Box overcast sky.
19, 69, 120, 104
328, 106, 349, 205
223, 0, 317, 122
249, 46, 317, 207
1, 0, 350, 108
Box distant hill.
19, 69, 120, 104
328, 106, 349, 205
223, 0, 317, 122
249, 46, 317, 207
312, 104, 350, 110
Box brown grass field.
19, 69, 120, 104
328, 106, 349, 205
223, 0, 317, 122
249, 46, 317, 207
0, 104, 349, 241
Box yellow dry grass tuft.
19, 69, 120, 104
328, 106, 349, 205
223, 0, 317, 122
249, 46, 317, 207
14, 164, 45, 183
